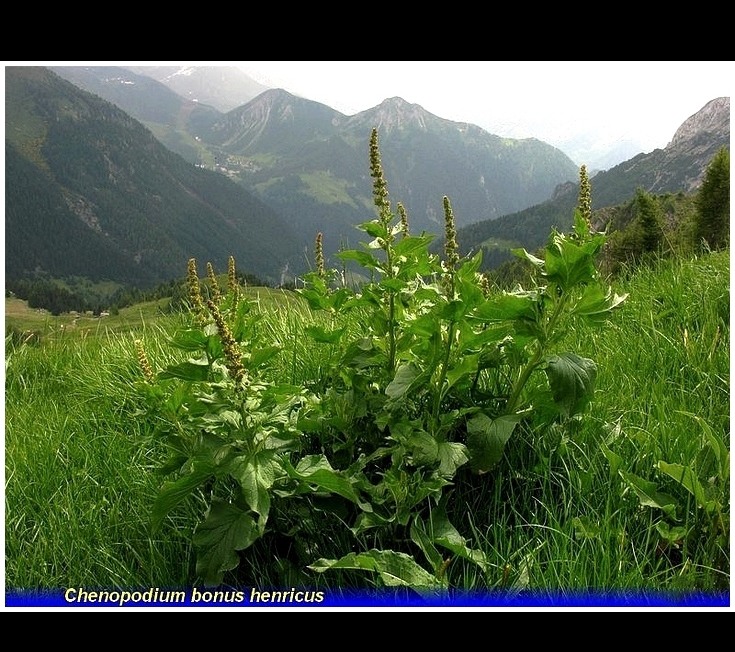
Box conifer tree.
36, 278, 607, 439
694, 146, 730, 250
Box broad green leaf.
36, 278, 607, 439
544, 232, 603, 290
358, 220, 389, 239
337, 248, 380, 270
170, 329, 209, 351
393, 234, 435, 257
438, 299, 467, 322
428, 507, 490, 572
466, 413, 522, 473
657, 461, 718, 514
512, 248, 545, 270
573, 284, 628, 324
436, 441, 470, 476
544, 353, 597, 417
304, 325, 346, 344
471, 293, 537, 323
385, 363, 422, 400
308, 550, 444, 589
151, 460, 215, 531
192, 499, 259, 586
655, 521, 688, 544
406, 430, 439, 467
445, 353, 480, 390
619, 470, 678, 519
285, 455, 369, 509
248, 345, 281, 368
600, 442, 623, 479
158, 359, 210, 382
228, 450, 282, 522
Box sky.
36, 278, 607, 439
236, 60, 732, 168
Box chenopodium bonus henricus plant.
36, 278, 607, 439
299, 135, 627, 589
136, 257, 373, 587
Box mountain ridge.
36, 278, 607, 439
5, 66, 303, 287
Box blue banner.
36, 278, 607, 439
5, 587, 730, 608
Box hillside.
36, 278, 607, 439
455, 97, 730, 270
5, 66, 304, 288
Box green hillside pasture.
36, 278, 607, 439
4, 254, 730, 595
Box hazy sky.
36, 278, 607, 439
237, 60, 731, 166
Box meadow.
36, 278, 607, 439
5, 249, 730, 607
4, 137, 730, 608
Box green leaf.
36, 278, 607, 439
544, 231, 604, 290
248, 345, 281, 368
228, 450, 282, 524
466, 413, 523, 473
308, 550, 444, 590
657, 461, 718, 514
358, 220, 388, 239
427, 507, 490, 572
619, 470, 679, 519
406, 430, 439, 466
336, 249, 380, 270
471, 293, 537, 322
512, 248, 545, 270
151, 460, 215, 532
192, 499, 259, 586
436, 441, 470, 476
544, 353, 597, 417
304, 325, 345, 344
573, 284, 628, 324
157, 359, 210, 382
600, 442, 623, 479
385, 363, 423, 400
285, 455, 369, 510
170, 329, 209, 351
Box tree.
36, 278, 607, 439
635, 187, 664, 253
695, 147, 730, 250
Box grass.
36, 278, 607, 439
4, 250, 730, 602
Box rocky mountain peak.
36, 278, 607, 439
668, 97, 730, 148
366, 96, 433, 132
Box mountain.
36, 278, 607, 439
455, 97, 730, 270
48, 65, 223, 164
49, 67, 580, 260
200, 91, 580, 257
5, 66, 303, 288
124, 65, 270, 113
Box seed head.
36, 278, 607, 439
397, 202, 410, 238
315, 232, 326, 280
443, 196, 460, 271
206, 262, 222, 304
206, 299, 246, 388
369, 128, 391, 225
227, 256, 239, 297
134, 339, 155, 383
187, 258, 206, 324
578, 165, 592, 227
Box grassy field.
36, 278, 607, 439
4, 250, 730, 606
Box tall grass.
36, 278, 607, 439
4, 250, 729, 595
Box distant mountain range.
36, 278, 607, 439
50, 65, 581, 262
6, 65, 729, 293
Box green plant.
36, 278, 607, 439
136, 134, 626, 590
